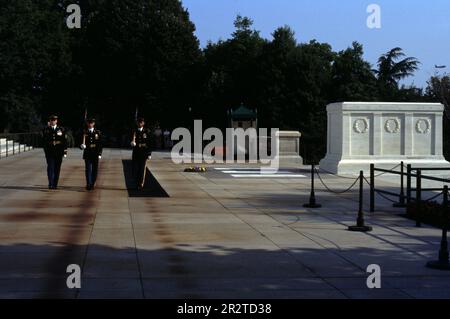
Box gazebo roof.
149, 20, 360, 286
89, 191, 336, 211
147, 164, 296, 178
230, 105, 257, 120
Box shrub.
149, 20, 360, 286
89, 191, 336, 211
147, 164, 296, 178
406, 201, 450, 228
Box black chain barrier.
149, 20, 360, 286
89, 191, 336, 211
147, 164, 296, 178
424, 191, 445, 203
303, 165, 361, 209
315, 169, 360, 194
375, 190, 399, 204
348, 171, 373, 232
302, 166, 372, 232
363, 174, 426, 205
427, 186, 450, 270
304, 162, 450, 268
303, 165, 321, 208
372, 163, 403, 178
370, 162, 418, 213
316, 167, 362, 180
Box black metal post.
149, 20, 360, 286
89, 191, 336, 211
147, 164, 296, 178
406, 164, 412, 204
427, 186, 450, 270
416, 169, 422, 228
348, 171, 373, 232
304, 164, 322, 208
394, 162, 406, 208
370, 164, 375, 213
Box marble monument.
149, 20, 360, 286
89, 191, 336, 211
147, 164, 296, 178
319, 102, 450, 174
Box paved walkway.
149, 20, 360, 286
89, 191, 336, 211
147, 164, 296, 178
0, 149, 449, 299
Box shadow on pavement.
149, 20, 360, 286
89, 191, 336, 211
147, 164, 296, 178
1, 242, 448, 299
122, 160, 169, 198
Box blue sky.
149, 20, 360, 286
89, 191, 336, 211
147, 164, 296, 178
182, 0, 449, 88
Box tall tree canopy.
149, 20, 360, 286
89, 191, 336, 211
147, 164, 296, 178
331, 42, 378, 102
1, 4, 435, 158
374, 47, 420, 99
1, 0, 201, 137
0, 0, 72, 132
72, 0, 201, 135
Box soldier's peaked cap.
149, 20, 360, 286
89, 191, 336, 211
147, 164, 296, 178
86, 118, 96, 123
48, 115, 58, 120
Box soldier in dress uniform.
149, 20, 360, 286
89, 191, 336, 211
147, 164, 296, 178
80, 118, 103, 191
42, 115, 68, 190
131, 118, 152, 190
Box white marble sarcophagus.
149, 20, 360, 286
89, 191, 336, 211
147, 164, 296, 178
319, 102, 450, 174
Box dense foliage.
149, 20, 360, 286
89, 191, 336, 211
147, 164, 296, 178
1, 1, 447, 159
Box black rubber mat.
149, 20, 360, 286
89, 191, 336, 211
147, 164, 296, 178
122, 160, 169, 198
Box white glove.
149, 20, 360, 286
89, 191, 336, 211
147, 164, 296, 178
64, 154, 67, 158
131, 142, 136, 147
80, 144, 86, 150
148, 156, 152, 160
98, 155, 102, 159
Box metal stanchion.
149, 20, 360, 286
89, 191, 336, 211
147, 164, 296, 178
416, 169, 422, 228
304, 164, 321, 208
427, 186, 450, 270
348, 171, 373, 232
406, 164, 412, 204
394, 161, 406, 208
370, 164, 375, 213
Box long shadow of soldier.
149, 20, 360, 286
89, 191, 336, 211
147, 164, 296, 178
121, 160, 169, 198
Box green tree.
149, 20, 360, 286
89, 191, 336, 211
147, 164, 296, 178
331, 42, 378, 102
284, 40, 334, 162
0, 0, 72, 132
256, 27, 334, 162
201, 15, 266, 128
426, 74, 450, 159
76, 0, 201, 137
426, 74, 450, 110
256, 26, 297, 129
375, 47, 420, 99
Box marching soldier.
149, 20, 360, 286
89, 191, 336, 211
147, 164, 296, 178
80, 118, 103, 191
42, 115, 68, 190
131, 118, 152, 190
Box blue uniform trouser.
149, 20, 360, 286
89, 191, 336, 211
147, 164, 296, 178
85, 159, 99, 187
46, 156, 63, 188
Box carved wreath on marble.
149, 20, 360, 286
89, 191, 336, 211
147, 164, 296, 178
385, 119, 401, 134
353, 119, 369, 134
416, 119, 431, 134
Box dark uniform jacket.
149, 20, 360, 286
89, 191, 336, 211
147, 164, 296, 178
42, 126, 68, 158
81, 129, 103, 160
132, 128, 152, 160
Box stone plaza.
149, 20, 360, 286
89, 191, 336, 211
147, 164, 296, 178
0, 147, 449, 299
